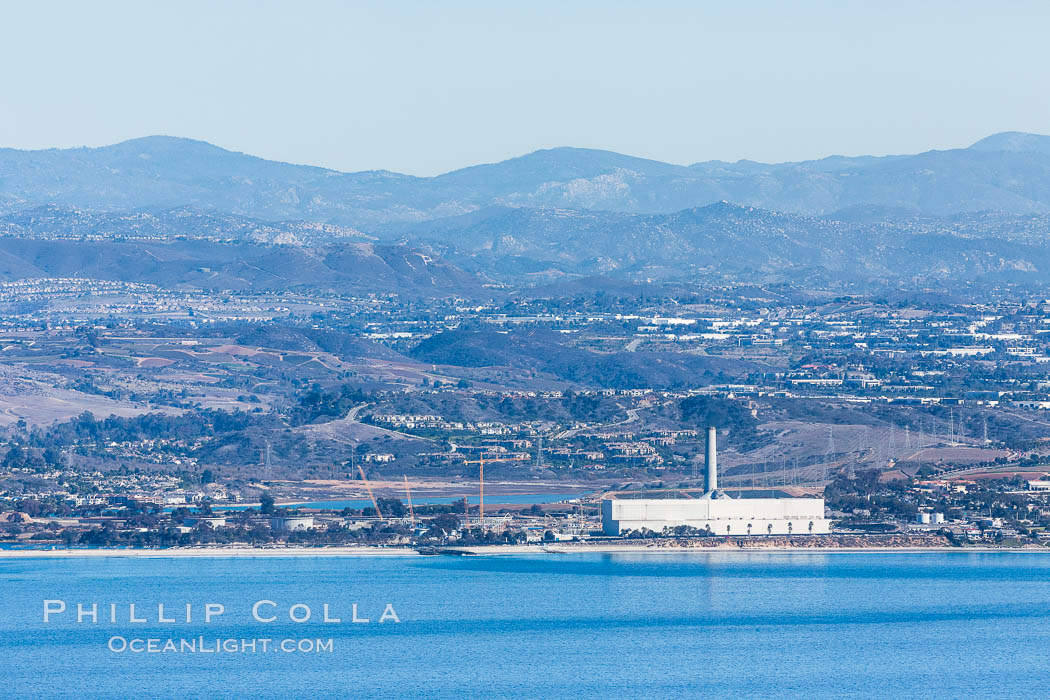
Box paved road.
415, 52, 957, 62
300, 403, 433, 444
556, 403, 641, 439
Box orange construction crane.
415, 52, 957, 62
402, 475, 416, 523
357, 464, 383, 520
462, 453, 526, 526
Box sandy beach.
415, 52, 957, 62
2, 543, 1047, 557
0, 546, 420, 558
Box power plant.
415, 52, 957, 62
601, 427, 830, 536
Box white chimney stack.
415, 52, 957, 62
705, 426, 717, 493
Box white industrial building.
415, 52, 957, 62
602, 496, 829, 536
601, 427, 830, 536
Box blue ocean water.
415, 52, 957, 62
3, 552, 1049, 698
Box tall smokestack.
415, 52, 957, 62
705, 426, 717, 493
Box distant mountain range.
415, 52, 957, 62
3, 132, 1050, 229
383, 202, 1050, 286
3, 132, 1050, 290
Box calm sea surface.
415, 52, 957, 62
3, 552, 1049, 698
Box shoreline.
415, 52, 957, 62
2, 543, 1048, 558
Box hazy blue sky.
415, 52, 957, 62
2, 0, 1049, 174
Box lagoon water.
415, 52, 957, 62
280, 492, 588, 510
165, 492, 588, 512
3, 552, 1049, 698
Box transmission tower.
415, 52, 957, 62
823, 426, 835, 482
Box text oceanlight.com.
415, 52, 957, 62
107, 637, 335, 654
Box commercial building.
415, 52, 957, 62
601, 427, 830, 536
270, 515, 316, 531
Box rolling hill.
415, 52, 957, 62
409, 328, 761, 389
0, 237, 481, 295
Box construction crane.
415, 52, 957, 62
356, 464, 383, 520
402, 475, 416, 524
462, 453, 527, 526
